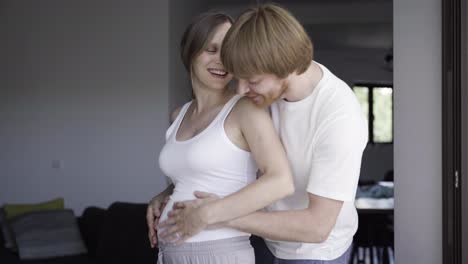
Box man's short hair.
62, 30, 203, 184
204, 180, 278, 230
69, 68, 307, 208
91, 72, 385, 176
221, 4, 313, 79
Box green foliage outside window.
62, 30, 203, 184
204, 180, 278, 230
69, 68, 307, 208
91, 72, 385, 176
352, 85, 393, 144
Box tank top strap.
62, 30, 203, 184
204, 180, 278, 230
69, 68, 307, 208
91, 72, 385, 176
216, 95, 243, 125
166, 101, 193, 141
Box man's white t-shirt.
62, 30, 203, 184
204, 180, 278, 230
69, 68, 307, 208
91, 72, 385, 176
267, 62, 368, 260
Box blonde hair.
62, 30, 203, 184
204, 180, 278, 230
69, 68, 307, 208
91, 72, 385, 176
221, 3, 313, 79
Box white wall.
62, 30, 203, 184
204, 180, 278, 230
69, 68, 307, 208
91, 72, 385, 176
169, 1, 205, 112
394, 0, 442, 263
0, 0, 170, 215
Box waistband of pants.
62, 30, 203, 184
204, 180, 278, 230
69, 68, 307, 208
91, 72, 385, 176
159, 236, 251, 254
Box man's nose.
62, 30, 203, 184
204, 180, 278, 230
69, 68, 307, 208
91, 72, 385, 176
236, 80, 250, 95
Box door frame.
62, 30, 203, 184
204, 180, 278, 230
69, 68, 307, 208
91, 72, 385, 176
442, 0, 464, 263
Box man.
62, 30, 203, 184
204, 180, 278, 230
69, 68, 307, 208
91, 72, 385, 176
149, 4, 368, 263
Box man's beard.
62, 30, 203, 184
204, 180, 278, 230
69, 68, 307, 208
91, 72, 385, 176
256, 80, 289, 107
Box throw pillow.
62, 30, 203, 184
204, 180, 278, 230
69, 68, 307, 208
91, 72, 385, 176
4, 198, 64, 219
10, 209, 87, 260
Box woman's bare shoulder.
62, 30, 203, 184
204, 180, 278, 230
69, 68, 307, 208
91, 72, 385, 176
170, 106, 183, 124
233, 96, 268, 115
228, 97, 271, 129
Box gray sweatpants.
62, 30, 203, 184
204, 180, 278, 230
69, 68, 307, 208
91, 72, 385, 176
157, 236, 254, 264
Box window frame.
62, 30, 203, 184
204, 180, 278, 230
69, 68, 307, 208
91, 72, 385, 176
353, 83, 394, 145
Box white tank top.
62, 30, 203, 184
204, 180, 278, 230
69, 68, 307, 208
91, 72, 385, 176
158, 95, 257, 242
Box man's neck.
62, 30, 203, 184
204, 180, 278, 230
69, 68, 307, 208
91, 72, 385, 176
282, 61, 323, 102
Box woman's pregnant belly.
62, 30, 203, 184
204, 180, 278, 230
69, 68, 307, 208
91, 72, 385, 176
158, 188, 249, 243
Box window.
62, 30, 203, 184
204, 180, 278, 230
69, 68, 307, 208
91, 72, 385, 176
353, 84, 393, 144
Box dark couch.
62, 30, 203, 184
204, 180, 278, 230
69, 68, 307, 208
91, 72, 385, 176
0, 201, 349, 263
0, 202, 158, 264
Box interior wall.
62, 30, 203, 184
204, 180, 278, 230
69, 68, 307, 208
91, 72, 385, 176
315, 48, 393, 85
168, 0, 205, 113
359, 144, 394, 182
394, 0, 442, 263
0, 0, 170, 215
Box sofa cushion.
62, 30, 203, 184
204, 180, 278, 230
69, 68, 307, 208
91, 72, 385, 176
77, 206, 107, 257
0, 208, 17, 251
10, 209, 87, 260
0, 248, 22, 264
4, 198, 64, 220
96, 202, 156, 264
0, 220, 3, 250
0, 250, 93, 264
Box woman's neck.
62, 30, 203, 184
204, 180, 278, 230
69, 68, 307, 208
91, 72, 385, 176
191, 83, 233, 114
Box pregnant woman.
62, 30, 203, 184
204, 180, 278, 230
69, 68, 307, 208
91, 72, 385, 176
147, 10, 294, 264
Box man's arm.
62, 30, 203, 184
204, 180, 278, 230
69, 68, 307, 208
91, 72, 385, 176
158, 98, 295, 242
224, 105, 366, 243
200, 98, 295, 224
226, 193, 343, 243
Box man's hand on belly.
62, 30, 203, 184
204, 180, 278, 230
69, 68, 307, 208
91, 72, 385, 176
158, 191, 220, 244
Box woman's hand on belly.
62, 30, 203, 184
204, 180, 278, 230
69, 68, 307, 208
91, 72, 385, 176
147, 195, 170, 248
158, 191, 220, 244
